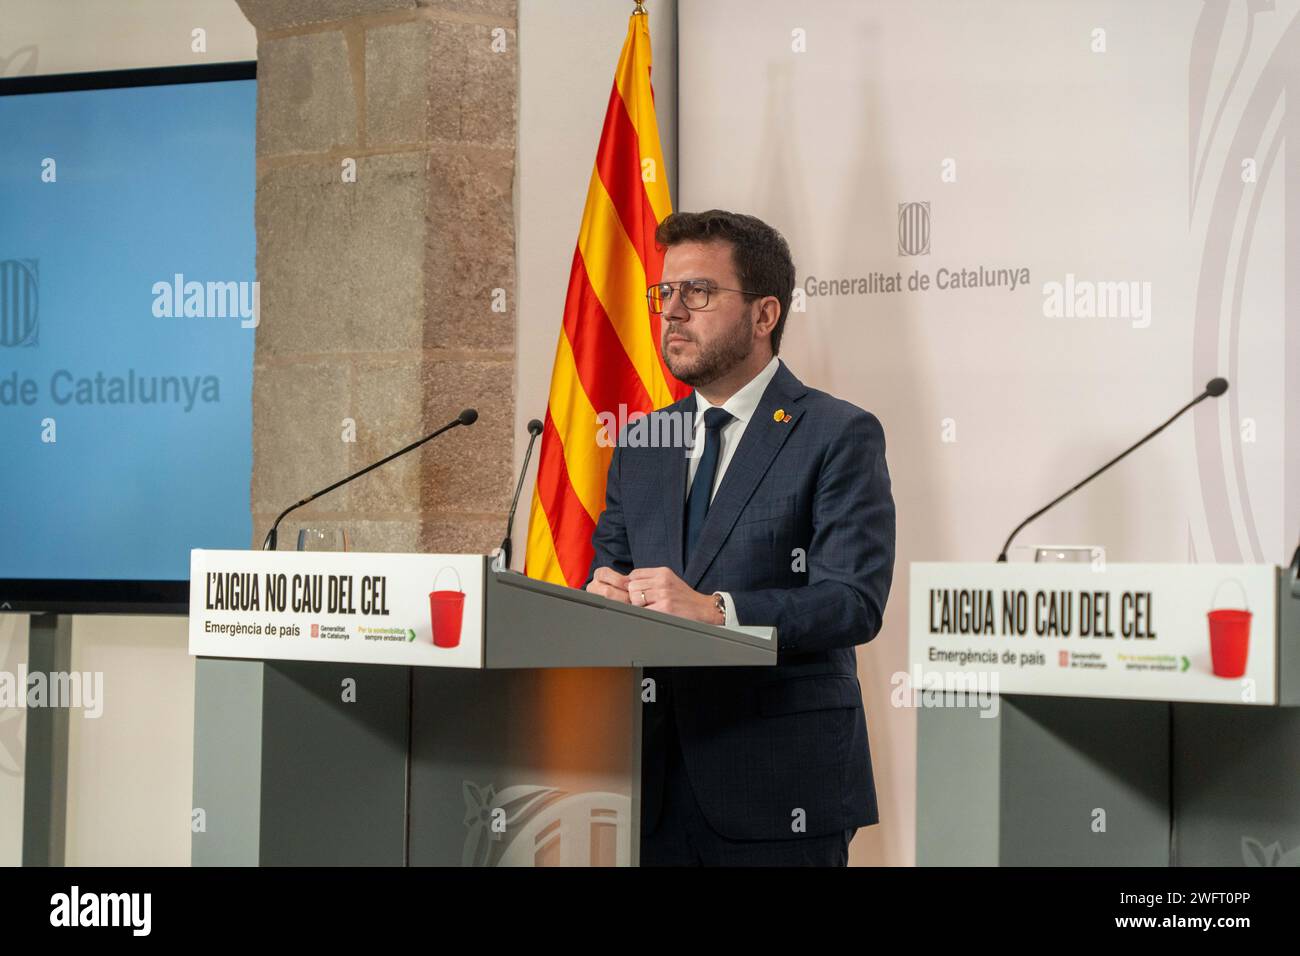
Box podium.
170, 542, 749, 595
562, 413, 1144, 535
911, 561, 1300, 866
187, 550, 776, 866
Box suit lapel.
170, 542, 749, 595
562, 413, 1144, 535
682, 362, 808, 589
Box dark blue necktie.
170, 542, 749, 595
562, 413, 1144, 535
684, 407, 734, 563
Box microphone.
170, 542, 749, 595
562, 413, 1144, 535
262, 408, 478, 550
494, 418, 544, 572
995, 379, 1228, 562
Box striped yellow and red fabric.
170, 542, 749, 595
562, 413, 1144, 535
525, 10, 690, 588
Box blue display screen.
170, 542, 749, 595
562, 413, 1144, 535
0, 77, 256, 580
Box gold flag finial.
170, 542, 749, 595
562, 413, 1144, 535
633, 0, 647, 15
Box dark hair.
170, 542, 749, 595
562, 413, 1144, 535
654, 209, 795, 355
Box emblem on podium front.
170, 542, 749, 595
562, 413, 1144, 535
461, 781, 631, 867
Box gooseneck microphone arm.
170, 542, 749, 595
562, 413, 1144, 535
995, 378, 1228, 562
262, 408, 479, 550
497, 418, 544, 571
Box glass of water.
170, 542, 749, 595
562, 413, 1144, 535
297, 528, 350, 552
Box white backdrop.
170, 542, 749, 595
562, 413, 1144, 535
678, 0, 1298, 865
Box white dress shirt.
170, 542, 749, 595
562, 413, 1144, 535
684, 355, 781, 627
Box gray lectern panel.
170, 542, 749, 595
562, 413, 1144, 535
485, 570, 775, 668
1172, 702, 1300, 865
192, 658, 264, 866
999, 696, 1170, 866
258, 661, 410, 865
915, 697, 1001, 866
407, 667, 640, 866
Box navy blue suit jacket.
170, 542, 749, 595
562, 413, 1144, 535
586, 360, 896, 841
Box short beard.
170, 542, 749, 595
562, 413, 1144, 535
663, 313, 754, 388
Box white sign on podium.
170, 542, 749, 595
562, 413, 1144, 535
189, 550, 486, 668
909, 562, 1278, 705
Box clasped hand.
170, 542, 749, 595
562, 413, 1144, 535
586, 566, 717, 624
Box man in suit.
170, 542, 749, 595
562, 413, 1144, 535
584, 210, 895, 866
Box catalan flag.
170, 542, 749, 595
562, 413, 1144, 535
525, 7, 690, 587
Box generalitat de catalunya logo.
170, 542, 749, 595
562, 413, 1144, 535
0, 258, 39, 348
898, 202, 931, 256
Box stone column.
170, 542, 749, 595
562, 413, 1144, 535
236, 0, 517, 553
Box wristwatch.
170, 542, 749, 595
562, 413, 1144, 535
711, 592, 726, 625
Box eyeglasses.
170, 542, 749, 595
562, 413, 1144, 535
646, 278, 762, 314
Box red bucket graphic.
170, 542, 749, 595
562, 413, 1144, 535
1207, 579, 1251, 679
429, 566, 465, 649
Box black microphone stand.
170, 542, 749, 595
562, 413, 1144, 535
996, 380, 1228, 562
494, 419, 544, 572
262, 409, 477, 550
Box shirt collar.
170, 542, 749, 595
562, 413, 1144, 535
693, 356, 781, 426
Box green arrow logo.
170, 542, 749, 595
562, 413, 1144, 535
408, 629, 416, 642
1181, 656, 1190, 672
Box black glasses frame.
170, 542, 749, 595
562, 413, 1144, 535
646, 278, 764, 314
